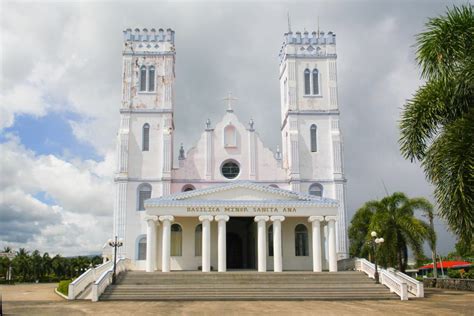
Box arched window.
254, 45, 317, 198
269, 184, 279, 188
140, 66, 147, 91
312, 69, 319, 95
182, 184, 195, 192
142, 123, 150, 151
309, 183, 323, 197
137, 236, 146, 260
148, 66, 155, 91
171, 224, 182, 256
310, 124, 317, 152
295, 224, 309, 256
137, 183, 152, 211
304, 69, 311, 95
224, 124, 237, 147
195, 224, 202, 256
268, 224, 273, 256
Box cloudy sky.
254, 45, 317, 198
0, 0, 463, 256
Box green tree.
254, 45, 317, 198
12, 248, 31, 282
31, 250, 42, 281
399, 5, 474, 246
349, 202, 376, 259
42, 252, 52, 280
349, 192, 432, 272
413, 198, 438, 277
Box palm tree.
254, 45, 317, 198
411, 198, 438, 278
13, 248, 31, 282
399, 5, 474, 246
349, 193, 432, 272
31, 250, 42, 281
42, 252, 52, 280
349, 202, 377, 259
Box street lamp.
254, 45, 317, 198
370, 231, 384, 284
108, 236, 123, 284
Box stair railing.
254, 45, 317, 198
68, 260, 113, 300
91, 258, 130, 302
355, 258, 408, 300
388, 268, 424, 298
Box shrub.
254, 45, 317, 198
463, 269, 474, 279
57, 279, 72, 296
447, 269, 461, 279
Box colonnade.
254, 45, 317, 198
144, 215, 338, 273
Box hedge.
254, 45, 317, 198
57, 279, 73, 296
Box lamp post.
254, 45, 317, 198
108, 236, 123, 285
370, 231, 384, 284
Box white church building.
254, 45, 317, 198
113, 27, 348, 273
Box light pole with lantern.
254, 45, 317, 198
108, 236, 123, 285
370, 231, 384, 284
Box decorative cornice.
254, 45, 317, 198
281, 109, 339, 131
120, 109, 173, 114
122, 51, 175, 57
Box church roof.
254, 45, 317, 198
145, 181, 338, 208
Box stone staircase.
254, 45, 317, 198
100, 271, 399, 301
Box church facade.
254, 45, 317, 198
113, 28, 348, 272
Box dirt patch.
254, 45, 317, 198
1, 285, 473, 315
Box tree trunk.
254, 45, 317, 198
432, 249, 438, 278
430, 216, 438, 278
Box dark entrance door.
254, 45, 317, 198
226, 217, 256, 269
227, 233, 243, 269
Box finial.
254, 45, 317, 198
275, 145, 282, 160
179, 143, 185, 160
205, 118, 211, 129
287, 11, 292, 33
249, 118, 254, 130
223, 92, 238, 112
317, 16, 320, 38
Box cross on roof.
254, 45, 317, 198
223, 92, 238, 112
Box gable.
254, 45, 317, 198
184, 187, 298, 201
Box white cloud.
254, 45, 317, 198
0, 136, 114, 255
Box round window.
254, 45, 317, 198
221, 161, 240, 179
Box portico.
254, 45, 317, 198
142, 182, 339, 272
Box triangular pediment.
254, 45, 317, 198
149, 182, 335, 203
145, 182, 339, 209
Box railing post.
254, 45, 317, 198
417, 282, 424, 298
92, 283, 98, 302
400, 282, 408, 300
68, 283, 75, 300
92, 267, 96, 282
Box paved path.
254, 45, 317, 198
1, 283, 473, 315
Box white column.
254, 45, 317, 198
270, 216, 285, 272
159, 215, 174, 272
215, 215, 230, 272
326, 216, 338, 272
145, 215, 159, 272
308, 216, 324, 272
199, 215, 214, 272
254, 216, 270, 272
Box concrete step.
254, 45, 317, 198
100, 271, 399, 301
